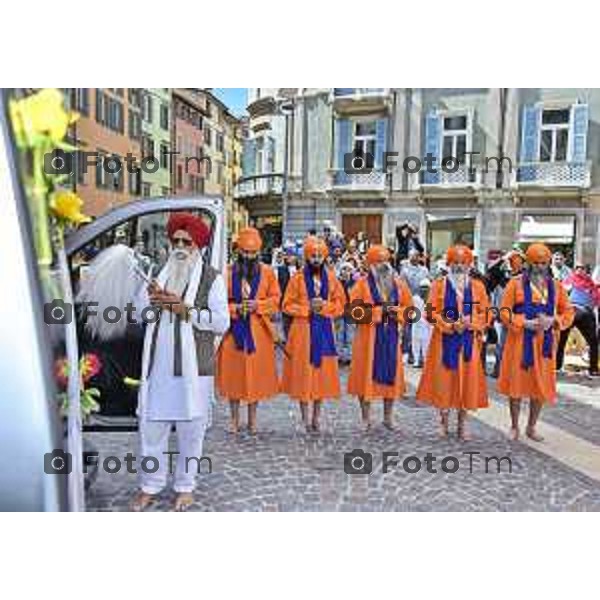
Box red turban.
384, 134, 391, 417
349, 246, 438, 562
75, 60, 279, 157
447, 245, 474, 265
526, 243, 552, 264
167, 212, 210, 248
237, 227, 263, 252
366, 245, 390, 265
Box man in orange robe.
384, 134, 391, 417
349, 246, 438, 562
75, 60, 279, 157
416, 245, 489, 440
282, 236, 345, 432
216, 227, 281, 434
347, 245, 413, 430
497, 243, 574, 441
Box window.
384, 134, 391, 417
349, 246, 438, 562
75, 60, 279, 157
204, 126, 211, 146
540, 108, 570, 162
160, 143, 170, 169
128, 88, 142, 108
161, 186, 170, 196
128, 110, 141, 139
217, 133, 224, 153
160, 103, 169, 129
141, 182, 152, 197
129, 168, 141, 195
177, 165, 183, 188
69, 88, 89, 116
143, 94, 153, 122
353, 121, 376, 169
442, 115, 468, 164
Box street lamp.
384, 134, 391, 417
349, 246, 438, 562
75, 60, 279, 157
278, 99, 294, 245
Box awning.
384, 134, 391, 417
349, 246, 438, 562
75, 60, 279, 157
518, 215, 576, 244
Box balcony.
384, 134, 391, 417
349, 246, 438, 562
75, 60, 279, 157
330, 169, 386, 191
332, 88, 391, 115
234, 174, 284, 198
514, 161, 591, 188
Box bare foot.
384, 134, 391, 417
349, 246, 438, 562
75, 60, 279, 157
173, 492, 194, 512
311, 421, 320, 433
362, 421, 372, 433
457, 426, 472, 442
439, 413, 449, 439
526, 428, 544, 442
130, 490, 156, 512
248, 423, 257, 436
228, 422, 239, 434
383, 420, 395, 431
509, 427, 520, 441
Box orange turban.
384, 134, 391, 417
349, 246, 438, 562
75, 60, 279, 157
303, 236, 328, 259
508, 252, 524, 271
366, 245, 390, 265
236, 227, 262, 252
526, 243, 552, 264
446, 245, 474, 265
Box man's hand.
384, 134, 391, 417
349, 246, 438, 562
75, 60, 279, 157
152, 291, 187, 316
538, 314, 554, 331
524, 318, 541, 331
463, 314, 474, 330
311, 298, 324, 313
453, 317, 466, 334
243, 299, 258, 314
147, 279, 163, 296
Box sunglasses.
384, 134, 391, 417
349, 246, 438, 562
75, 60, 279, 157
172, 237, 193, 248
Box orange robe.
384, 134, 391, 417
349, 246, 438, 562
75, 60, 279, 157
282, 268, 345, 402
216, 263, 281, 403
347, 276, 413, 400
496, 276, 574, 404
416, 276, 489, 410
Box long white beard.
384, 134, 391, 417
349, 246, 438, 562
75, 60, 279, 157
372, 265, 394, 299
164, 249, 199, 297
76, 245, 144, 341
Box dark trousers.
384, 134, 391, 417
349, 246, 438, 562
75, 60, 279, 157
556, 306, 599, 373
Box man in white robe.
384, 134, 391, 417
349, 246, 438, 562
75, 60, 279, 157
130, 212, 229, 511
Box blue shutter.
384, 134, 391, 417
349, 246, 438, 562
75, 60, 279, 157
242, 139, 256, 177
336, 119, 351, 169
375, 118, 387, 168
423, 110, 441, 184
518, 104, 541, 182
570, 103, 589, 163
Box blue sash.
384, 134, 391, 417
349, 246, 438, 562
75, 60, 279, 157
367, 273, 399, 385
231, 263, 261, 354
441, 277, 474, 371
514, 275, 555, 369
303, 265, 337, 368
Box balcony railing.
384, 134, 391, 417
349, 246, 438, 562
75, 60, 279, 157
330, 169, 386, 190
334, 88, 386, 98
234, 174, 284, 198
515, 161, 591, 188
412, 164, 481, 189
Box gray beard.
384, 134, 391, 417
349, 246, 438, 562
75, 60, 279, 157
373, 267, 394, 299
165, 250, 198, 296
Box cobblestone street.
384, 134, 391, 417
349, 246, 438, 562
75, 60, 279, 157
86, 367, 600, 512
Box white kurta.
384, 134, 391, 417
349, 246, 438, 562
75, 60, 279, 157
143, 273, 229, 421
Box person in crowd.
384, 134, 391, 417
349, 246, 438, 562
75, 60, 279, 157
497, 243, 574, 441
410, 278, 433, 368
274, 247, 299, 339
282, 237, 345, 432
416, 245, 490, 440
347, 245, 413, 431
356, 231, 369, 255
556, 264, 600, 377
216, 227, 281, 435
395, 222, 424, 267
552, 251, 572, 282
336, 261, 358, 364
400, 249, 430, 364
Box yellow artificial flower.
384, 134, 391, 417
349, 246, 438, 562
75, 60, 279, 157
50, 190, 91, 225
9, 88, 78, 148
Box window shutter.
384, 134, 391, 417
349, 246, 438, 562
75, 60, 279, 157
336, 119, 351, 169
266, 136, 276, 173
569, 103, 589, 163
375, 118, 387, 168
423, 109, 441, 184
519, 104, 541, 163
242, 139, 256, 177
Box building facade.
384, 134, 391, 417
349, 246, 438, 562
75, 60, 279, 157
237, 88, 600, 266
65, 88, 142, 216
140, 88, 172, 197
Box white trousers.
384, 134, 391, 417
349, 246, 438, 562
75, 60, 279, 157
411, 329, 431, 364
138, 416, 208, 494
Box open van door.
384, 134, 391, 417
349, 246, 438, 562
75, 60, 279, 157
0, 88, 226, 511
